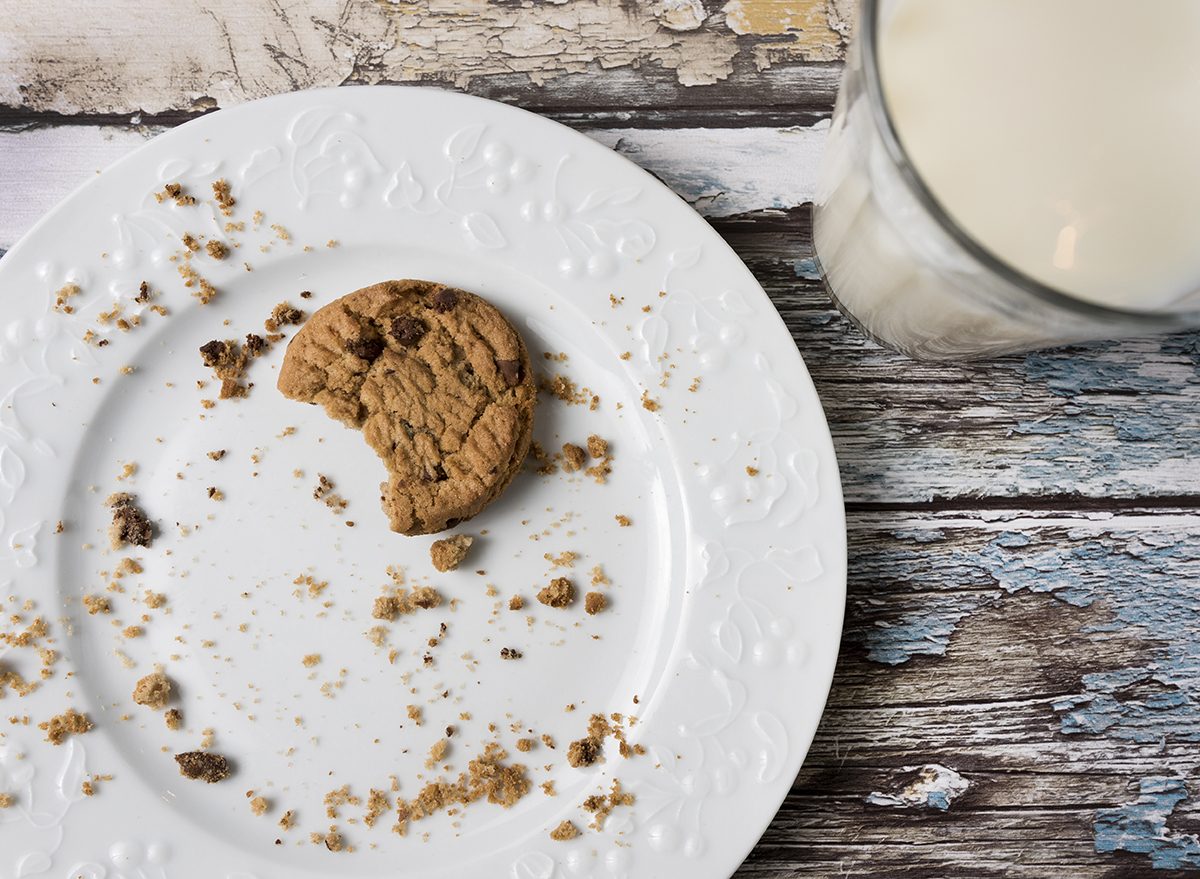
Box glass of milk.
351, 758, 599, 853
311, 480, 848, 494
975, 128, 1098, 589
814, 0, 1200, 359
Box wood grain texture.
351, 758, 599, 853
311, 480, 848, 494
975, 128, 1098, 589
0, 0, 847, 115
3, 13, 1200, 872
0, 121, 827, 247
761, 509, 1200, 877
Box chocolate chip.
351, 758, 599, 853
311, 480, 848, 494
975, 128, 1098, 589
299, 290, 313, 299
496, 359, 522, 386
391, 315, 427, 347
421, 463, 448, 482
199, 339, 228, 367
431, 288, 459, 313
346, 336, 385, 360
243, 333, 267, 356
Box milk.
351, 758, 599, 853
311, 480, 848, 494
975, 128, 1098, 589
814, 0, 1200, 357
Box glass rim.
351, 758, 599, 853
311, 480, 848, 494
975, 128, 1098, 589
859, 0, 1200, 330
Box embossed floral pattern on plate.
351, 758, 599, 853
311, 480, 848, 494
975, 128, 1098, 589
0, 87, 845, 879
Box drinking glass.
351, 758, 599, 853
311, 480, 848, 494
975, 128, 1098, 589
813, 0, 1200, 360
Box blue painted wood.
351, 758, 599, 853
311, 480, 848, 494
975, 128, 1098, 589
1096, 778, 1200, 870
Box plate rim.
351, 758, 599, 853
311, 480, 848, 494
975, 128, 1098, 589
0, 84, 847, 879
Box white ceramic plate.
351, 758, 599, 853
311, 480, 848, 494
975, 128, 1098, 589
0, 87, 845, 879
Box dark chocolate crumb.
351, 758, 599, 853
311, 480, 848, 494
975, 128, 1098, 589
199, 340, 230, 368
244, 334, 267, 357
174, 751, 231, 783
107, 493, 154, 548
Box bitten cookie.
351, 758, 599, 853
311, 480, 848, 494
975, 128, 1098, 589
277, 280, 536, 535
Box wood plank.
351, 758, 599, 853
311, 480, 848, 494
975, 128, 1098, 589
737, 508, 1200, 876
718, 214, 1200, 505
0, 121, 827, 249
0, 0, 846, 116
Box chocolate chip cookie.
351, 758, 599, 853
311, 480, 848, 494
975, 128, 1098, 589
277, 280, 535, 535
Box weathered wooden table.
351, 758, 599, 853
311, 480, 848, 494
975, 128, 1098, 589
3, 2, 1198, 875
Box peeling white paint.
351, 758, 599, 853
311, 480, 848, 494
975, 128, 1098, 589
652, 0, 708, 31
0, 121, 830, 249
866, 764, 971, 811
590, 122, 829, 217
0, 0, 844, 115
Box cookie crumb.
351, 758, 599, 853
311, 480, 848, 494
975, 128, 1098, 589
212, 179, 236, 215
279, 809, 296, 830
537, 577, 575, 609
567, 735, 602, 768
544, 551, 576, 571
250, 795, 269, 816
550, 820, 580, 841
640, 391, 660, 412
430, 534, 474, 572
164, 708, 183, 730
615, 515, 631, 527
746, 466, 759, 477
313, 474, 348, 513
407, 705, 424, 725
515, 737, 535, 752
174, 751, 231, 783
373, 586, 442, 620
582, 779, 635, 830
39, 708, 93, 745
364, 789, 391, 826
53, 283, 82, 314
391, 741, 529, 836
156, 182, 196, 207
0, 793, 13, 808
500, 647, 523, 660
132, 671, 171, 709
106, 493, 154, 549
265, 301, 305, 333
585, 592, 607, 615
425, 738, 449, 769
372, 596, 401, 621
83, 594, 111, 615
207, 487, 224, 501
205, 240, 229, 260
207, 449, 226, 461
586, 435, 608, 459
561, 443, 586, 472
508, 595, 525, 611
